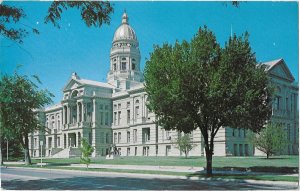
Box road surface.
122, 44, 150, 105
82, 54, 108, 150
1, 167, 298, 190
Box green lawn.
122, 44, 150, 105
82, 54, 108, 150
31, 155, 299, 168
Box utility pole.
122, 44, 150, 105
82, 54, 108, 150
40, 140, 43, 167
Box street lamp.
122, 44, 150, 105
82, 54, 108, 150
40, 140, 43, 167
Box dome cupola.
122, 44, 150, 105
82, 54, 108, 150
113, 12, 137, 42
107, 11, 143, 91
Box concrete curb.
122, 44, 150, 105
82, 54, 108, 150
5, 166, 299, 188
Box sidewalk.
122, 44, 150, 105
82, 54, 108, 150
68, 164, 204, 173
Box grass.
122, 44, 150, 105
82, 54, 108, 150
4, 164, 299, 182
31, 155, 299, 168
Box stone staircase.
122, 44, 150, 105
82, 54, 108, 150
51, 147, 82, 158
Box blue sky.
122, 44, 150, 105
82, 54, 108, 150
1, 1, 298, 104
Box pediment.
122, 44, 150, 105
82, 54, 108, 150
63, 79, 82, 92
268, 60, 295, 82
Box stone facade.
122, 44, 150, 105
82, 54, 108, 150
29, 12, 298, 158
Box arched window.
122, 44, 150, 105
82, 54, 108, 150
132, 58, 136, 70
71, 90, 78, 98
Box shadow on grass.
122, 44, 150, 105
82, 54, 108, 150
203, 166, 298, 174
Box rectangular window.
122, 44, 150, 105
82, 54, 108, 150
232, 129, 235, 137
135, 147, 137, 156
143, 146, 149, 156
135, 106, 139, 120
118, 132, 121, 143
99, 104, 103, 110
114, 112, 117, 125
105, 112, 109, 125
100, 112, 104, 125
142, 128, 150, 143
118, 103, 121, 109
57, 120, 60, 131
57, 137, 60, 147
127, 110, 130, 124
245, 144, 249, 156
239, 144, 243, 156
127, 102, 130, 108
166, 130, 170, 140
127, 148, 130, 156
238, 129, 241, 137
127, 131, 130, 143
114, 133, 117, 144
118, 111, 121, 125
234, 144, 237, 156
166, 145, 171, 156
133, 129, 137, 143
121, 62, 126, 70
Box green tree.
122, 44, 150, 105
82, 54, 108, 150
144, 26, 272, 176
1, 1, 113, 43
174, 134, 196, 158
80, 138, 94, 169
247, 123, 289, 159
0, 70, 53, 165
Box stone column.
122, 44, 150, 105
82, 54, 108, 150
62, 106, 65, 125
62, 134, 65, 149
81, 102, 84, 122
77, 103, 80, 123
92, 99, 96, 127
66, 133, 69, 148
67, 105, 70, 124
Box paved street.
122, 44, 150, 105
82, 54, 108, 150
1, 167, 298, 190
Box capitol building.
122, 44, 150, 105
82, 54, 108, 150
29, 12, 298, 158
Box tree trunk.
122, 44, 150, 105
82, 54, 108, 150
185, 151, 188, 159
0, 141, 3, 166
266, 152, 269, 159
24, 135, 31, 165
205, 148, 213, 176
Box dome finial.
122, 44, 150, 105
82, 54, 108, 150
122, 10, 128, 24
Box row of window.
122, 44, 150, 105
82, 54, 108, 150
273, 93, 298, 112
112, 57, 137, 71
232, 128, 246, 138
233, 144, 250, 156
114, 130, 138, 144
115, 145, 172, 156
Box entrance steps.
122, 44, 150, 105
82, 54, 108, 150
51, 147, 82, 158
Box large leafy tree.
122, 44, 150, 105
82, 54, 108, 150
247, 123, 289, 159
0, 1, 113, 43
0, 70, 53, 165
144, 26, 272, 176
